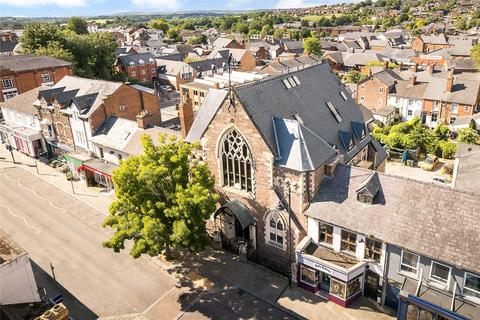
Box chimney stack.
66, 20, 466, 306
409, 75, 417, 86
446, 73, 454, 93
412, 62, 418, 72
178, 96, 194, 137
136, 110, 154, 129
383, 61, 389, 70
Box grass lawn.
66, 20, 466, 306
302, 14, 342, 22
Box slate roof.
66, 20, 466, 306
454, 143, 480, 196
391, 80, 428, 100
0, 86, 45, 115
71, 93, 99, 115
305, 165, 480, 273
117, 52, 156, 66
188, 57, 227, 73
41, 76, 122, 117
213, 37, 237, 48
423, 76, 480, 105
185, 89, 228, 142
371, 139, 388, 168
0, 55, 71, 72
91, 116, 138, 151
273, 117, 337, 171
0, 40, 17, 53
341, 51, 387, 67
233, 63, 372, 164
370, 69, 402, 87
420, 33, 448, 45
123, 126, 181, 156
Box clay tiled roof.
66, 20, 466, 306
306, 165, 480, 273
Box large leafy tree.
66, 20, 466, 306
103, 135, 218, 259
303, 36, 322, 56
21, 22, 117, 80
148, 18, 170, 34
67, 17, 88, 35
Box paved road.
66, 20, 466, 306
0, 167, 177, 318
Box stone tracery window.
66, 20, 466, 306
220, 129, 253, 192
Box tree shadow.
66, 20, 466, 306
166, 248, 304, 319
30, 260, 98, 320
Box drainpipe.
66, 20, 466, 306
380, 243, 390, 306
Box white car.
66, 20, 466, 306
432, 175, 451, 186
160, 85, 172, 92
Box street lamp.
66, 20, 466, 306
274, 179, 299, 287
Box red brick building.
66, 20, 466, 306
0, 55, 72, 102
114, 52, 157, 83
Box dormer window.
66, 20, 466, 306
356, 172, 381, 205
351, 121, 366, 141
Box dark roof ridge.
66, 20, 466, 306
235, 61, 330, 92
338, 163, 478, 198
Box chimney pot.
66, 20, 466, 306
446, 74, 454, 92
410, 75, 416, 86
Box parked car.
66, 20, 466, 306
432, 175, 451, 186
421, 154, 438, 171
160, 85, 172, 92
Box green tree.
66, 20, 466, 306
303, 36, 322, 55
34, 41, 74, 62
103, 135, 218, 259
345, 70, 367, 84
20, 22, 64, 53
457, 127, 480, 144
471, 44, 480, 68
67, 17, 88, 35
432, 123, 450, 140
439, 141, 457, 159
149, 18, 169, 34
455, 17, 468, 30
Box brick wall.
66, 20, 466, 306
356, 77, 389, 110
411, 37, 425, 53
200, 93, 313, 270
237, 52, 257, 71
0, 66, 72, 102
91, 85, 161, 132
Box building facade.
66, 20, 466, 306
0, 55, 72, 102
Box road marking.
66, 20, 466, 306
0, 204, 41, 234
123, 300, 139, 312
1, 172, 67, 215
141, 286, 177, 315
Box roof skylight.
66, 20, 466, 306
326, 102, 343, 123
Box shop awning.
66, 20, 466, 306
214, 200, 255, 229
63, 152, 91, 167
77, 158, 118, 178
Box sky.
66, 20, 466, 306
0, 0, 353, 17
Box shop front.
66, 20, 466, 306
45, 139, 73, 159
62, 152, 91, 180
296, 237, 366, 307
0, 123, 45, 157
77, 158, 117, 189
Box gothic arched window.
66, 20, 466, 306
220, 129, 253, 192
265, 211, 286, 250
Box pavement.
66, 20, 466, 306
0, 145, 397, 320
385, 159, 452, 183
277, 286, 396, 320
0, 166, 177, 319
